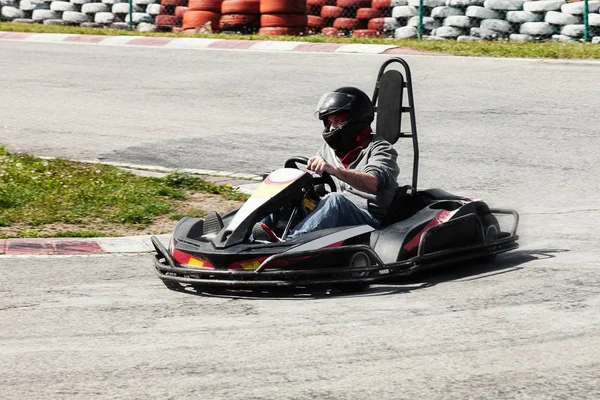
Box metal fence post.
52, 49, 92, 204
128, 0, 133, 31
584, 0, 590, 42
418, 0, 424, 39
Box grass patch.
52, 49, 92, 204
1, 21, 599, 59
0, 146, 248, 238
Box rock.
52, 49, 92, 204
483, 0, 524, 11
1, 0, 16, 6
520, 21, 554, 36
137, 21, 155, 31
471, 26, 500, 39
424, 34, 447, 40
12, 17, 34, 22
465, 5, 501, 19
392, 5, 417, 18
43, 18, 76, 25
506, 10, 541, 24
71, 0, 93, 4
62, 10, 89, 22
592, 36, 600, 44
111, 21, 129, 29
457, 34, 482, 40
449, 0, 484, 6
80, 21, 102, 27
19, 0, 49, 10
81, 3, 109, 13
50, 1, 76, 11
112, 3, 142, 13
31, 9, 59, 20
545, 10, 580, 26
146, 3, 160, 14
509, 33, 533, 41
133, 0, 156, 4
394, 25, 418, 38
522, 0, 564, 13
124, 11, 152, 23
561, 1, 600, 15
432, 25, 464, 37
551, 33, 577, 41
371, 17, 401, 31
102, 0, 122, 4
443, 15, 471, 27
407, 0, 445, 7
560, 24, 584, 38
480, 18, 512, 33
408, 16, 441, 30
431, 6, 464, 18
94, 11, 114, 23
2, 5, 25, 18
589, 14, 600, 27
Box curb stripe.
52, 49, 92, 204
0, 31, 429, 55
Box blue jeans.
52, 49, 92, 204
288, 193, 380, 239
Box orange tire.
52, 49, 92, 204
321, 26, 339, 35
260, 0, 306, 14
155, 14, 182, 25
260, 13, 307, 27
356, 7, 380, 19
220, 13, 259, 28
161, 0, 187, 6
258, 26, 306, 35
367, 17, 383, 30
307, 0, 335, 5
352, 28, 379, 37
221, 0, 260, 13
320, 5, 342, 17
371, 0, 392, 8
188, 0, 222, 11
336, 0, 369, 7
307, 14, 325, 28
182, 10, 221, 28
333, 17, 360, 29
175, 6, 189, 16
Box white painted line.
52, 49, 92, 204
164, 37, 219, 49
335, 44, 397, 54
24, 33, 74, 43
249, 40, 307, 51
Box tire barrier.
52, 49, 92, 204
1, 0, 600, 41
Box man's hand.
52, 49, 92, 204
306, 156, 379, 194
307, 156, 335, 176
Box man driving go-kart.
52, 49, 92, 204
152, 57, 520, 293
252, 86, 400, 242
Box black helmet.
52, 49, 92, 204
315, 87, 375, 151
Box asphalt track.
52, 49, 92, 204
1, 39, 600, 399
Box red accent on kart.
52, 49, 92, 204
172, 248, 215, 269
403, 210, 457, 252
325, 241, 344, 248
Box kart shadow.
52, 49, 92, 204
173, 248, 568, 300
381, 248, 569, 288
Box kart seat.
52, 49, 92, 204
381, 185, 418, 227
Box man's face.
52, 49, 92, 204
327, 112, 349, 131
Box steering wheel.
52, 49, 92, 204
284, 156, 337, 194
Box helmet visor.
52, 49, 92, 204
314, 92, 355, 119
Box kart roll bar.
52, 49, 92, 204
372, 57, 419, 191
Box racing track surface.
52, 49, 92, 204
1, 41, 600, 398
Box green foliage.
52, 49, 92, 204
1, 22, 599, 59
0, 148, 247, 232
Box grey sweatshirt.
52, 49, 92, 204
317, 134, 400, 220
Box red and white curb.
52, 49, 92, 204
0, 31, 431, 55
0, 235, 170, 256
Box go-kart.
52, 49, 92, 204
151, 57, 519, 293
